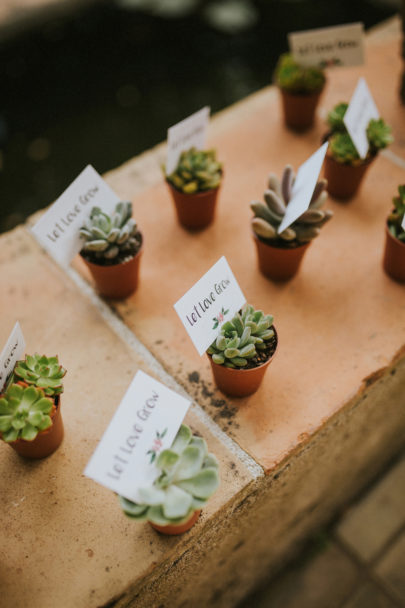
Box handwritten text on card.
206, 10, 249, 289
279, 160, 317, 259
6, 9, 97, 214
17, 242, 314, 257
166, 107, 210, 175
174, 256, 246, 356
289, 23, 364, 68
84, 371, 191, 503
0, 322, 26, 393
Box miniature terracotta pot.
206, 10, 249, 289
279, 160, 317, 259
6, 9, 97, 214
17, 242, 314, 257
323, 153, 375, 200
383, 224, 405, 282
166, 181, 220, 230
9, 396, 64, 459
253, 233, 311, 281
280, 87, 323, 131
149, 509, 201, 535
81, 242, 143, 299
208, 328, 278, 398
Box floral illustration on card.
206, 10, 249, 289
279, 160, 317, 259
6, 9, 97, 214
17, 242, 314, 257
146, 428, 167, 463
212, 307, 229, 330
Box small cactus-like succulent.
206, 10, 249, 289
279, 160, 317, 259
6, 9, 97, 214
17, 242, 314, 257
275, 53, 325, 94
326, 103, 393, 165
0, 383, 54, 442
79, 201, 142, 265
388, 185, 405, 242
250, 166, 333, 247
119, 424, 220, 527
12, 354, 66, 397
207, 304, 276, 368
166, 147, 223, 194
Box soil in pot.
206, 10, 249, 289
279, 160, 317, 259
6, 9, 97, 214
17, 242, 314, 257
323, 152, 375, 200
166, 180, 220, 230
383, 224, 405, 282
81, 237, 143, 299
208, 328, 278, 397
149, 509, 201, 535
280, 87, 323, 131
8, 395, 64, 459
253, 233, 311, 281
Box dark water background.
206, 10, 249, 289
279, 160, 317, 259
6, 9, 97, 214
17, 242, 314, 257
0, 0, 399, 232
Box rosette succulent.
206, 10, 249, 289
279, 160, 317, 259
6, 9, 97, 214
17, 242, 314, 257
275, 53, 325, 94
388, 185, 405, 242
166, 147, 222, 194
79, 201, 142, 265
12, 353, 66, 397
207, 304, 275, 368
251, 165, 333, 247
326, 102, 393, 165
0, 384, 54, 442
119, 424, 220, 527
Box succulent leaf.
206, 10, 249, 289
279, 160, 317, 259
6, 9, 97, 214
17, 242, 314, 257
13, 353, 66, 397
166, 147, 223, 194
119, 424, 220, 527
0, 384, 54, 443
79, 201, 142, 266
275, 53, 325, 94
251, 165, 332, 246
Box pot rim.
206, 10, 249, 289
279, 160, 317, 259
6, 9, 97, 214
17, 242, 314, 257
385, 221, 405, 248
207, 325, 278, 373
80, 234, 144, 269
252, 230, 311, 251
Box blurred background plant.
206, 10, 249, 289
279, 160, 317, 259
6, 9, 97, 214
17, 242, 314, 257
0, 0, 400, 232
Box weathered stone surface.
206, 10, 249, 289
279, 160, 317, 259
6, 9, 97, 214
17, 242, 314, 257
376, 531, 405, 604
337, 455, 405, 561
0, 227, 255, 608
240, 543, 359, 608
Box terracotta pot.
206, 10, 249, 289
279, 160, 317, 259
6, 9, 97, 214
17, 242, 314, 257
8, 395, 64, 459
383, 224, 405, 282
253, 233, 311, 281
208, 327, 278, 398
149, 509, 201, 535
166, 181, 220, 230
280, 87, 323, 131
81, 242, 143, 299
323, 153, 375, 200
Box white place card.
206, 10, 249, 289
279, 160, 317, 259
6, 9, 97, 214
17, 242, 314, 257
0, 322, 26, 393
166, 106, 210, 175
401, 214, 405, 231
31, 165, 120, 266
344, 78, 380, 159
84, 370, 191, 503
289, 22, 364, 68
174, 256, 246, 356
278, 142, 328, 234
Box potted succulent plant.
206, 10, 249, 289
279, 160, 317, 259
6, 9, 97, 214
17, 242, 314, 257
165, 147, 223, 230
251, 165, 333, 281
79, 201, 143, 299
0, 353, 66, 458
119, 423, 220, 535
323, 102, 393, 199
275, 53, 326, 131
206, 304, 278, 397
383, 185, 405, 282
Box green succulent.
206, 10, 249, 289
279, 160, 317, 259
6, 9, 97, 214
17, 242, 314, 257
0, 384, 54, 442
251, 165, 333, 248
326, 102, 348, 132
11, 353, 66, 397
275, 53, 325, 94
326, 103, 393, 164
387, 185, 405, 242
166, 147, 223, 194
119, 424, 220, 527
207, 304, 275, 368
79, 201, 142, 265
329, 133, 360, 164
